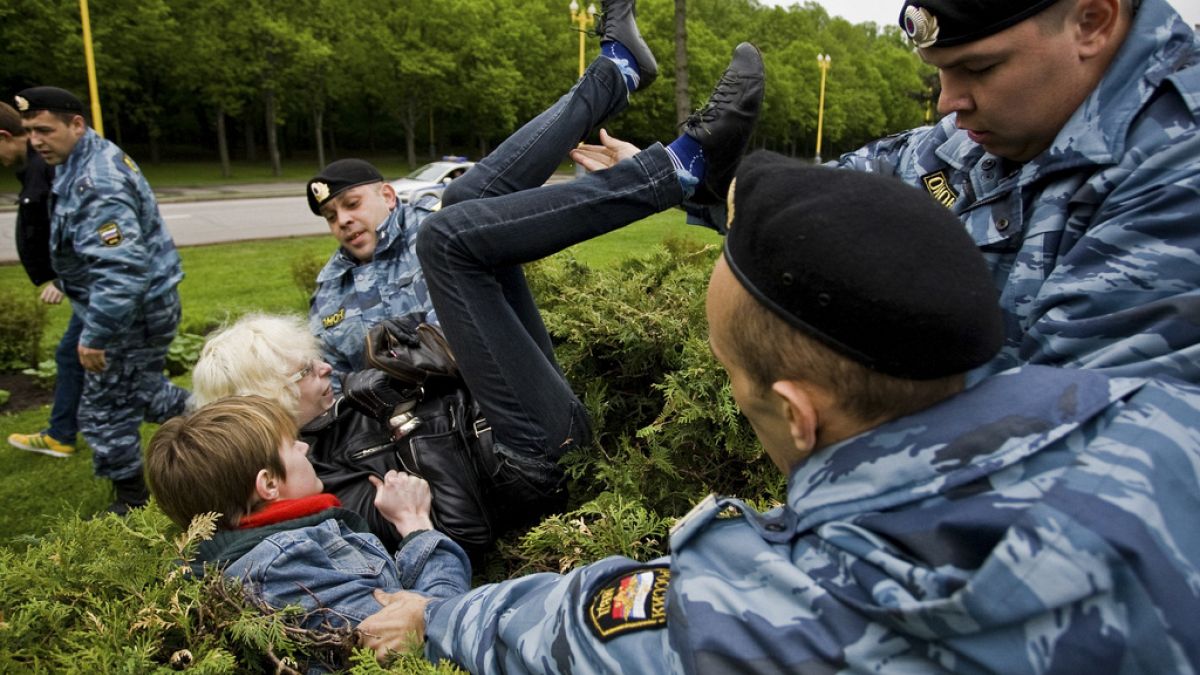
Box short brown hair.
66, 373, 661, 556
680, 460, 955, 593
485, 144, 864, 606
146, 396, 297, 530
0, 103, 25, 136
19, 109, 80, 126
721, 285, 964, 425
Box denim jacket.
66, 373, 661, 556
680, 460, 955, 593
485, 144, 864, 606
196, 507, 470, 631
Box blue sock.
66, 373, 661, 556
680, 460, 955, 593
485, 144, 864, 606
665, 134, 705, 198
602, 40, 640, 93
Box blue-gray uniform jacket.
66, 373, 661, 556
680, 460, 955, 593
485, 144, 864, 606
422, 366, 1200, 673
49, 129, 183, 350
308, 199, 438, 388
834, 0, 1200, 385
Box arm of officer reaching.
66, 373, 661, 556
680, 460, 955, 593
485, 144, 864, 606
389, 556, 676, 674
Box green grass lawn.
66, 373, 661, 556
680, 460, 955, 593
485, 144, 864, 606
0, 210, 719, 546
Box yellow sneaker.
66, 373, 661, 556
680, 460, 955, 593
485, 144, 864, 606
8, 432, 75, 458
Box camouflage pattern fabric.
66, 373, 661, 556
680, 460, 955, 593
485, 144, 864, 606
423, 366, 1200, 673
835, 0, 1200, 386
49, 129, 188, 479
308, 199, 439, 389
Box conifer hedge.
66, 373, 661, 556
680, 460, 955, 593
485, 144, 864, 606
0, 240, 779, 672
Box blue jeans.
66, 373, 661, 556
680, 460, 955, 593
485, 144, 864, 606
45, 310, 84, 444
416, 58, 683, 493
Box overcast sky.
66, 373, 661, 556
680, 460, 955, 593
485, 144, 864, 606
755, 0, 1200, 30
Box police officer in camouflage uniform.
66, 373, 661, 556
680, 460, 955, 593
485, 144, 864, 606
17, 87, 189, 514
356, 155, 1200, 673
841, 0, 1200, 385
305, 159, 439, 390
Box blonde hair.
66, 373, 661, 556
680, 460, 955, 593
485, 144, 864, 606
146, 396, 297, 529
192, 314, 321, 418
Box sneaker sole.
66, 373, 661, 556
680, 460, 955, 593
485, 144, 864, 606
9, 441, 73, 458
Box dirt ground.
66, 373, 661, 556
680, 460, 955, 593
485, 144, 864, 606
0, 372, 55, 413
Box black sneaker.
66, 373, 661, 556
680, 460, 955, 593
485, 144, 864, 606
682, 42, 765, 205
106, 473, 150, 516
595, 0, 658, 89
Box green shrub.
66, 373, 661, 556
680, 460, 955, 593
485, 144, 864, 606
0, 288, 47, 372
291, 254, 327, 299
21, 359, 57, 390
167, 332, 208, 376
0, 389, 9, 406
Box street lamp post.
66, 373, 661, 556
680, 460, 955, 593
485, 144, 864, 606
569, 1, 596, 177
569, 1, 597, 78
79, 0, 104, 137
814, 53, 831, 164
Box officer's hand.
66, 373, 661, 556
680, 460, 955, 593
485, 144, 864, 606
369, 470, 434, 537
358, 589, 431, 661
38, 283, 64, 305
571, 128, 641, 172
78, 344, 107, 372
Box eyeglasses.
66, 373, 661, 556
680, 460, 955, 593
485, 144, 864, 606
288, 360, 316, 383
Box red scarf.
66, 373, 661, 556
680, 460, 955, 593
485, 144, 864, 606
238, 493, 342, 530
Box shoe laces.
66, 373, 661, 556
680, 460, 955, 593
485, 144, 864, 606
686, 72, 740, 126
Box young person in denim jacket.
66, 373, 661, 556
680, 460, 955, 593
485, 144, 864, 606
145, 395, 470, 632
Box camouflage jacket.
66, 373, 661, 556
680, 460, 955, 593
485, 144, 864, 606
836, 0, 1200, 385
423, 366, 1200, 673
49, 129, 183, 349
308, 201, 438, 388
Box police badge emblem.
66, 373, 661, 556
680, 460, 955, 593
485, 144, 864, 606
311, 181, 331, 204
14, 96, 29, 112
903, 5, 940, 48
97, 222, 123, 247
586, 566, 670, 641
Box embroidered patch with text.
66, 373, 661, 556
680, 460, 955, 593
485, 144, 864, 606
97, 222, 123, 247
921, 170, 958, 209
586, 566, 670, 641
322, 308, 346, 329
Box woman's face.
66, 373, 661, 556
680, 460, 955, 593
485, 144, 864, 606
293, 359, 335, 426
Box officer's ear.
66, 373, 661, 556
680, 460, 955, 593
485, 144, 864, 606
1072, 0, 1122, 59
771, 380, 819, 458
380, 182, 398, 210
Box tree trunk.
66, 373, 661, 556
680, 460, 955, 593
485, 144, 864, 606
244, 115, 257, 162
148, 125, 161, 164
216, 106, 231, 178
264, 90, 282, 177
478, 134, 489, 160
111, 106, 124, 148
428, 108, 436, 161
314, 107, 326, 169
329, 126, 338, 161
674, 0, 690, 125
402, 102, 419, 168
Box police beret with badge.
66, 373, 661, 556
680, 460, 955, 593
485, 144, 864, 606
723, 150, 1003, 380
898, 0, 1063, 48
13, 86, 85, 116
306, 158, 385, 215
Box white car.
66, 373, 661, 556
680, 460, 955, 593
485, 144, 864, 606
389, 158, 475, 203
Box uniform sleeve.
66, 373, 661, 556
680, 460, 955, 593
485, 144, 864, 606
71, 178, 152, 348
424, 556, 674, 674
1002, 130, 1200, 383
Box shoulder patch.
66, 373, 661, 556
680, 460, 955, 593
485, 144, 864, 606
122, 154, 140, 173
586, 565, 669, 642
920, 170, 958, 208
322, 308, 346, 329
97, 222, 123, 247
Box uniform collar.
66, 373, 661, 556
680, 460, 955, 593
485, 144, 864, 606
786, 366, 1144, 533
51, 127, 100, 196
316, 206, 406, 283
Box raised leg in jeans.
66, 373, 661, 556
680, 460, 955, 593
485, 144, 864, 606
417, 145, 682, 505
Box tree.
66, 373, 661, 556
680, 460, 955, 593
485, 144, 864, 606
674, 0, 690, 125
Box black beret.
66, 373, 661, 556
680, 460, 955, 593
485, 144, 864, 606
723, 151, 1003, 380
307, 159, 384, 215
14, 86, 85, 116
898, 0, 1061, 48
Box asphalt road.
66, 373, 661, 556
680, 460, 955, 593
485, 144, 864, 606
0, 194, 322, 263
